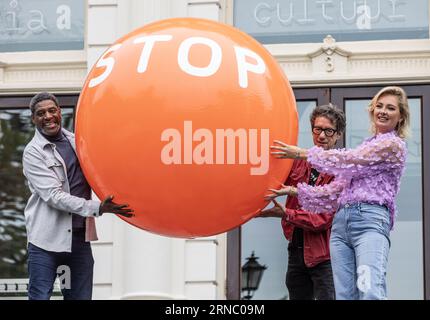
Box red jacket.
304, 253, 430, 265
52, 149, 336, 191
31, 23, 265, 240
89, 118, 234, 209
281, 159, 335, 268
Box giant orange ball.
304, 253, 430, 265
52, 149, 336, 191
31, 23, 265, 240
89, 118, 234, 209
75, 18, 298, 238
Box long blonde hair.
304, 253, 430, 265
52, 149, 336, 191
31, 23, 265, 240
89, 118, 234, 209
368, 86, 410, 139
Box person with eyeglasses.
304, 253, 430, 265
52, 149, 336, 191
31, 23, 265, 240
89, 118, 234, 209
312, 126, 337, 137
260, 103, 345, 300
268, 86, 410, 300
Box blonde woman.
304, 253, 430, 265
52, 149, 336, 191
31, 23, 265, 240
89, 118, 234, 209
268, 86, 410, 300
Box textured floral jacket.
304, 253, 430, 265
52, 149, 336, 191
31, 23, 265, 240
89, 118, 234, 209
297, 131, 406, 229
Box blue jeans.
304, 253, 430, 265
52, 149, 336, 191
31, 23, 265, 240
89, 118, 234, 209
330, 203, 391, 300
27, 230, 94, 300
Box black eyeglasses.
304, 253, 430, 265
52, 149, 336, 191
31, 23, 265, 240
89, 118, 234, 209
312, 126, 337, 137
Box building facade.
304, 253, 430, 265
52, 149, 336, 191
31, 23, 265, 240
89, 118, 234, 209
0, 0, 429, 300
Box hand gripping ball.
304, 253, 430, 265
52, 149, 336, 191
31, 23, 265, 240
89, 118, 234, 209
75, 18, 298, 238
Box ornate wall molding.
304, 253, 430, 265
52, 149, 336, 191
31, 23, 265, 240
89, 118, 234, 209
0, 62, 5, 84
269, 37, 430, 86
0, 50, 86, 94
308, 35, 351, 74
348, 56, 430, 75
0, 62, 86, 93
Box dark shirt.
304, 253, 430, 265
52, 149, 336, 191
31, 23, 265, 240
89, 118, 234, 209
290, 168, 320, 249
39, 128, 91, 230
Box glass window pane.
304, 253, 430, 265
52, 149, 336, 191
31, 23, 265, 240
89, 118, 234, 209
0, 108, 74, 280
345, 98, 423, 299
234, 0, 429, 44
241, 100, 316, 300
0, 0, 84, 52
297, 101, 317, 149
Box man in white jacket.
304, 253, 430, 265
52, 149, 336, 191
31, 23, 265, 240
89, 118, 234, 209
22, 92, 134, 300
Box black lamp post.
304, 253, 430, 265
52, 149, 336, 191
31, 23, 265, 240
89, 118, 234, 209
241, 251, 267, 300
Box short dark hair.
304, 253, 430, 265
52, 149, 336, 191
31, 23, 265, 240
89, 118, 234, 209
310, 103, 346, 135
29, 92, 60, 114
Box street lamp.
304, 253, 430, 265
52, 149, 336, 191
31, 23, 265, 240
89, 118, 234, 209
241, 251, 267, 300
